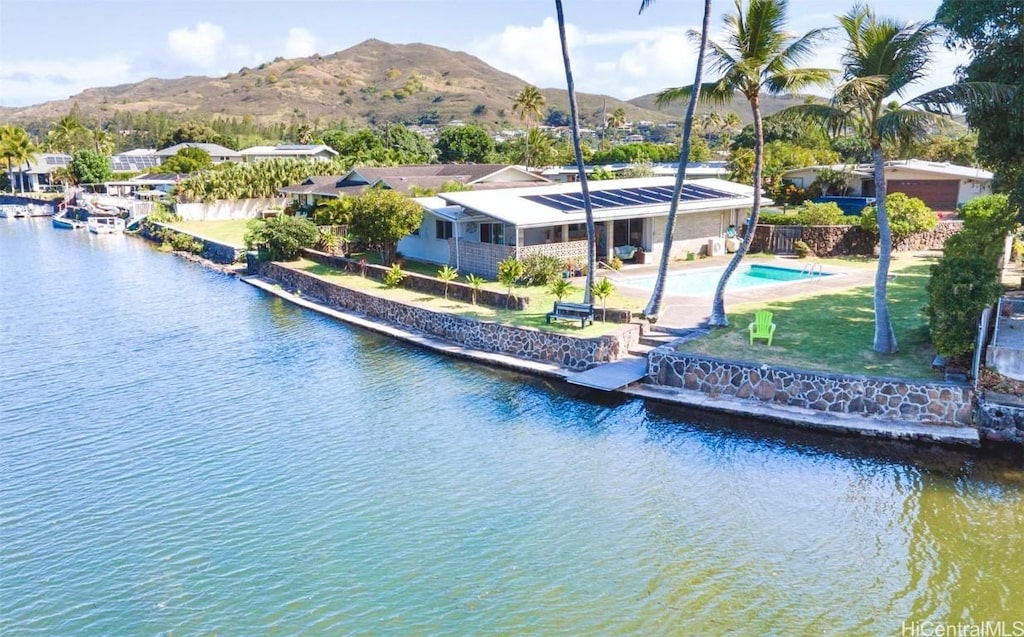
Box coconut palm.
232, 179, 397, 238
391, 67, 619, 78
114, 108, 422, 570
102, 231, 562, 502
92, 129, 117, 155
606, 107, 627, 144
554, 0, 596, 303
46, 115, 90, 154
640, 0, 713, 321
512, 85, 545, 169
0, 126, 39, 194
657, 0, 832, 327
784, 6, 1012, 353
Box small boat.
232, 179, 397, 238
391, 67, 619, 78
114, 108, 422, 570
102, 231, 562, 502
87, 216, 126, 234
52, 214, 86, 230
0, 204, 27, 218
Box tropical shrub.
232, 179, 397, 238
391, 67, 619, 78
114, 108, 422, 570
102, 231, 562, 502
793, 240, 813, 258
244, 215, 320, 261
548, 278, 577, 301
860, 193, 937, 247
591, 277, 615, 321
383, 264, 406, 288
520, 254, 564, 286
496, 256, 525, 308
168, 232, 204, 254
348, 188, 423, 264
437, 265, 458, 299
464, 273, 485, 305
795, 201, 846, 226
757, 213, 803, 226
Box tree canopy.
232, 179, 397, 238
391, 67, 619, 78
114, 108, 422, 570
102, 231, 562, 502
160, 146, 213, 174
348, 188, 423, 263
435, 125, 494, 163
69, 150, 112, 185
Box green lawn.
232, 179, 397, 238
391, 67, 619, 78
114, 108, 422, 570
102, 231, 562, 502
292, 259, 641, 337
679, 259, 940, 379
167, 219, 251, 248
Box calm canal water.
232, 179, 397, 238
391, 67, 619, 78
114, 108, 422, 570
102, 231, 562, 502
2, 218, 1022, 635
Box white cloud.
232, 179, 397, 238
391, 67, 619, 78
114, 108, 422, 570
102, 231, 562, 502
0, 55, 136, 106
167, 22, 226, 69
284, 27, 318, 59
468, 17, 582, 91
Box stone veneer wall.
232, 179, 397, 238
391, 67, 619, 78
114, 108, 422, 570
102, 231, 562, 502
974, 395, 1024, 445
142, 223, 243, 264
647, 350, 974, 426
745, 220, 962, 256
259, 261, 642, 370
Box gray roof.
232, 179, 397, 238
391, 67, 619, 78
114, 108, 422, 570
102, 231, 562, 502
278, 164, 548, 198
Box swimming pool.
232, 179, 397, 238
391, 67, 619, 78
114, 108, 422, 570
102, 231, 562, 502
621, 263, 830, 296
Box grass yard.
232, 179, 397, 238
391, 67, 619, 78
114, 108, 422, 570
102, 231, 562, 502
680, 258, 940, 379
167, 219, 251, 248
291, 259, 642, 337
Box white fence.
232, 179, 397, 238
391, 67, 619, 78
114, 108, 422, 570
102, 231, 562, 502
175, 197, 286, 221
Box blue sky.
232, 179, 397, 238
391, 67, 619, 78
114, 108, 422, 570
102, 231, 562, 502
0, 0, 969, 109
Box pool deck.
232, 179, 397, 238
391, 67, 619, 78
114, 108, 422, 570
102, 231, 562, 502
597, 254, 883, 331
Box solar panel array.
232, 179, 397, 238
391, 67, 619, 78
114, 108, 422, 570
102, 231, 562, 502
111, 155, 162, 172
523, 183, 738, 213
276, 145, 315, 151
44, 155, 71, 166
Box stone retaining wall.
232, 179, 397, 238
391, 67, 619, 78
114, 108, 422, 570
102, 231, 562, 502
259, 261, 642, 370
745, 220, 962, 256
647, 350, 974, 426
975, 394, 1024, 445
141, 223, 243, 264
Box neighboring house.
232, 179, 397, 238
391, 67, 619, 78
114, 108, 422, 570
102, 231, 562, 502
111, 149, 161, 173
11, 154, 70, 191
155, 143, 242, 164
239, 144, 339, 163
104, 173, 181, 198
781, 159, 993, 211
542, 162, 729, 183
400, 176, 758, 278
278, 164, 548, 210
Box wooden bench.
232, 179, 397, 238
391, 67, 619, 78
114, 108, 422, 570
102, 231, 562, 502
546, 301, 594, 328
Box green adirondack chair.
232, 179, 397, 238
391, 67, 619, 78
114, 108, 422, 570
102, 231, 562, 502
748, 310, 776, 346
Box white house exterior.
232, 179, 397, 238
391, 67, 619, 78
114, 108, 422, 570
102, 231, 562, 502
155, 143, 242, 164
400, 176, 758, 278
781, 159, 993, 211
239, 144, 339, 163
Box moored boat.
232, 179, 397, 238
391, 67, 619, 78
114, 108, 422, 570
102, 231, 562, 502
87, 216, 126, 234
52, 214, 86, 230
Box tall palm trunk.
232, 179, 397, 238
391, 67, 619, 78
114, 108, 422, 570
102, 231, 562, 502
555, 0, 595, 303
870, 144, 898, 353
643, 0, 712, 320
5, 158, 13, 194
709, 93, 763, 326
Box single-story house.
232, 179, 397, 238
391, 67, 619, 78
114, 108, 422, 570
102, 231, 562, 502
12, 150, 167, 191
542, 161, 729, 183
279, 164, 548, 210
781, 159, 993, 211
155, 143, 242, 164
239, 144, 339, 163
399, 176, 758, 278
103, 173, 181, 198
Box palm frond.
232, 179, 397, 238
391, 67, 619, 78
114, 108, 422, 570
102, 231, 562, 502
907, 82, 1016, 115
875, 108, 951, 145
765, 67, 835, 95
655, 81, 733, 108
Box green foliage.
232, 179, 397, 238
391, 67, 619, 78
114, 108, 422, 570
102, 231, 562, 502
520, 254, 564, 286
590, 277, 615, 321
590, 140, 710, 165
147, 202, 180, 223
167, 231, 205, 254
309, 197, 353, 225
548, 278, 577, 301
497, 257, 525, 308
244, 215, 320, 261
464, 273, 485, 305
609, 255, 623, 270
925, 194, 1016, 357
348, 189, 423, 264
177, 157, 351, 202
796, 201, 846, 225
437, 265, 458, 299
793, 240, 813, 258
69, 150, 112, 184
314, 228, 337, 252
160, 146, 213, 174
810, 167, 854, 196
435, 125, 494, 163
382, 263, 406, 288
860, 193, 937, 246
758, 213, 804, 226
937, 0, 1024, 217
158, 121, 232, 149
926, 254, 1002, 357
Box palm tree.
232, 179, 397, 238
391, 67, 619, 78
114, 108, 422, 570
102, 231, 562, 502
554, 0, 596, 303
46, 115, 88, 154
785, 6, 1011, 353
92, 129, 116, 155
657, 0, 832, 327
640, 0, 714, 321
512, 85, 545, 169
0, 126, 39, 194
606, 107, 627, 144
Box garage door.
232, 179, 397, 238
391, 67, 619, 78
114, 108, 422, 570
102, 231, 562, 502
887, 179, 959, 211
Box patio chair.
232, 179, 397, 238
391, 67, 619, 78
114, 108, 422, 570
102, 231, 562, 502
614, 245, 638, 261
748, 310, 776, 346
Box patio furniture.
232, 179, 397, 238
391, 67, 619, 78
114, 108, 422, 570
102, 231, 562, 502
546, 301, 595, 329
748, 310, 776, 346
614, 245, 638, 261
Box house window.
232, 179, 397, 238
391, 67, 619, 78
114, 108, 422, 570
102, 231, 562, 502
480, 222, 504, 245
435, 219, 453, 240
